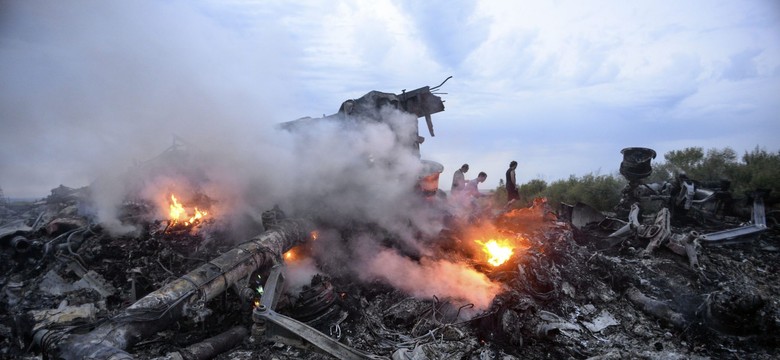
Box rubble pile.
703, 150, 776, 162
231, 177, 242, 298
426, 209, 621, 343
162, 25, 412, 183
1, 184, 778, 360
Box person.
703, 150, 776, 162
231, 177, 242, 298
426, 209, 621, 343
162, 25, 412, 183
506, 160, 519, 205
463, 172, 487, 198
449, 171, 487, 219
451, 164, 469, 193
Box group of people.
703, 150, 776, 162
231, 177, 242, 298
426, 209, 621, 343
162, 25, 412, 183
450, 163, 483, 197
450, 160, 519, 206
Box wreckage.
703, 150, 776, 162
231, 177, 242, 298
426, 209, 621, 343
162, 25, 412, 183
609, 147, 769, 249
1, 90, 779, 360
279, 77, 450, 197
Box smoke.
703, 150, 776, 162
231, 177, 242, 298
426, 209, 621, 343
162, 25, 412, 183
1, 1, 498, 311
0, 0, 293, 199
361, 248, 501, 310
272, 107, 449, 246
307, 229, 501, 312
283, 256, 321, 295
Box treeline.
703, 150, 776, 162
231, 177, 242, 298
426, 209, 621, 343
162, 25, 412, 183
494, 146, 780, 212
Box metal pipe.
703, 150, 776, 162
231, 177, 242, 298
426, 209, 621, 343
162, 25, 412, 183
43, 218, 315, 360
166, 326, 249, 360
10, 235, 31, 253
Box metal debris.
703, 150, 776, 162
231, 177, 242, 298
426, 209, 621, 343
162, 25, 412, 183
38, 218, 315, 360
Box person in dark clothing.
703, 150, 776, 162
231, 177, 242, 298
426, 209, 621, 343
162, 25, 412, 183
506, 161, 519, 204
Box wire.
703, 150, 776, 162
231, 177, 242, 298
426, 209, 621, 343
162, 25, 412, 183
429, 76, 452, 91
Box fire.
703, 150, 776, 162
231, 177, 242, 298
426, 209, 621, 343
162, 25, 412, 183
475, 239, 514, 267
311, 231, 319, 240
284, 248, 296, 261
168, 194, 208, 226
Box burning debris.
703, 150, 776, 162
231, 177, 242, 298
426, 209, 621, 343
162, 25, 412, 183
475, 238, 515, 267
1, 89, 779, 360
164, 194, 210, 233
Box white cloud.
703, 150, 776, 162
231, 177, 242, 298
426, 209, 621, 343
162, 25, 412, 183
1, 0, 779, 197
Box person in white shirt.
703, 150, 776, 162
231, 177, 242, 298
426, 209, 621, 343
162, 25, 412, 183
463, 172, 487, 197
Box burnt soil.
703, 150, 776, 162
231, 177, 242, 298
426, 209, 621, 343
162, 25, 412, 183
1, 198, 779, 360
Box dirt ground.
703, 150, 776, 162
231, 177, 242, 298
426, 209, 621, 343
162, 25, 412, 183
1, 192, 778, 360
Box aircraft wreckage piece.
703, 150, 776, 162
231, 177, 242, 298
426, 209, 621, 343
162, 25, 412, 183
160, 326, 249, 360
252, 265, 387, 360
664, 231, 701, 269
609, 204, 701, 268
37, 218, 316, 360
636, 208, 700, 267
640, 207, 673, 255
607, 203, 640, 238
626, 286, 687, 329
699, 193, 768, 243
0, 220, 33, 252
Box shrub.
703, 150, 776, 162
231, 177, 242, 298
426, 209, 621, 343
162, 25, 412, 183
542, 173, 624, 212
495, 145, 779, 213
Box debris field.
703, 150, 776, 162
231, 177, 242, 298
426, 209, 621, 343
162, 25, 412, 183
1, 182, 778, 360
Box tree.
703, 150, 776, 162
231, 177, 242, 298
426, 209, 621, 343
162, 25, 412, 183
499, 145, 777, 213
518, 179, 548, 206
647, 162, 677, 183
698, 147, 738, 181
664, 147, 705, 175
541, 173, 624, 211
661, 147, 738, 182
731, 146, 780, 195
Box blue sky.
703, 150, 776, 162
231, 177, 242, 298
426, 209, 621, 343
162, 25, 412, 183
1, 0, 779, 197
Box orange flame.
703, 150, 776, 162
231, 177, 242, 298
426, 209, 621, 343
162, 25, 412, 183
284, 248, 296, 261
475, 238, 514, 267
168, 194, 208, 226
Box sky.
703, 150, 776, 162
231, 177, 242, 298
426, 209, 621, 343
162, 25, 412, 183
1, 0, 778, 314
2, 0, 780, 198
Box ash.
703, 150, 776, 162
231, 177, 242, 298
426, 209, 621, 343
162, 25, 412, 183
1, 185, 778, 360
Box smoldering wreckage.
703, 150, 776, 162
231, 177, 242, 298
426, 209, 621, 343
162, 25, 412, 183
1, 81, 779, 360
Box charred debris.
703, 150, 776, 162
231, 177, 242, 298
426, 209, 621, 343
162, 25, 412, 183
2, 83, 779, 360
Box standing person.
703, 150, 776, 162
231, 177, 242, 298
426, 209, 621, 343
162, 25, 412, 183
451, 164, 469, 194
506, 161, 519, 205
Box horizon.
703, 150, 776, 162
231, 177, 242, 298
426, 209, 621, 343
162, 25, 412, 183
1, 0, 779, 198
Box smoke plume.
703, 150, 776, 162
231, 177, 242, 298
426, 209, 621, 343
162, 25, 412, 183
362, 248, 501, 310
0, 1, 498, 313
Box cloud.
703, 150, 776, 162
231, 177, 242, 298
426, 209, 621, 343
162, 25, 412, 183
397, 0, 489, 69
2, 0, 779, 199
722, 48, 763, 81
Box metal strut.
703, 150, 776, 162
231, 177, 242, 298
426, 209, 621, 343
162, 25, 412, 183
252, 265, 387, 360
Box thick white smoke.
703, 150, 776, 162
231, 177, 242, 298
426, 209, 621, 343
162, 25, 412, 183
361, 248, 501, 310
0, 1, 497, 312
